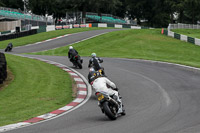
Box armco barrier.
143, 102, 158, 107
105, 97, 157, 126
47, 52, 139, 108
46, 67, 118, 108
73, 24, 80, 28
88, 23, 145, 29
80, 24, 86, 28
187, 37, 195, 44
55, 25, 62, 30
92, 23, 98, 27
0, 52, 7, 84
37, 25, 46, 33
123, 24, 131, 28
107, 23, 115, 27
161, 29, 200, 46
115, 24, 122, 28
174, 33, 180, 40
164, 30, 168, 35
63, 25, 71, 29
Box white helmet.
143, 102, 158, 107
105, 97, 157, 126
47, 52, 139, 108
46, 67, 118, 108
91, 53, 96, 57
69, 46, 73, 49
89, 67, 95, 72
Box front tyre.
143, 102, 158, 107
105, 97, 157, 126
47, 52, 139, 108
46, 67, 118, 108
102, 101, 117, 120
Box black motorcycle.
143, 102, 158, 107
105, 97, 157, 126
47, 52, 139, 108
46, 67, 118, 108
96, 91, 126, 120
71, 55, 83, 69
5, 43, 13, 52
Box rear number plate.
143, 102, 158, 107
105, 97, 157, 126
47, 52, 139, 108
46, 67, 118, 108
98, 94, 104, 101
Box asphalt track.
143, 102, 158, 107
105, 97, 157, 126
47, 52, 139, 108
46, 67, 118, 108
2, 29, 200, 133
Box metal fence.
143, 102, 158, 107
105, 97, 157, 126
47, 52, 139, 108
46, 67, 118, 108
0, 6, 53, 23
168, 23, 200, 30
86, 12, 126, 23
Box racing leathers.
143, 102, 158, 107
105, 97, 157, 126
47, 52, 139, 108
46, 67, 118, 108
88, 57, 103, 71
68, 49, 78, 62
88, 57, 105, 75
92, 77, 123, 113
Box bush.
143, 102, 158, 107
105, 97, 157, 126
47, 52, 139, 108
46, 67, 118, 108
0, 53, 7, 84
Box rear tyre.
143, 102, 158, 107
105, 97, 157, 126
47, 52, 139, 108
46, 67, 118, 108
103, 101, 117, 120
77, 60, 82, 69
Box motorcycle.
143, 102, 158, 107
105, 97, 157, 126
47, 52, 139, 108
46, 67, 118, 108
5, 43, 13, 52
96, 91, 126, 120
71, 55, 83, 69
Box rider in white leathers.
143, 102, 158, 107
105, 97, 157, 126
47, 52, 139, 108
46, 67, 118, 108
91, 75, 124, 114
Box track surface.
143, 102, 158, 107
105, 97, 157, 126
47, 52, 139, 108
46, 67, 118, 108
2, 29, 200, 133
3, 29, 122, 53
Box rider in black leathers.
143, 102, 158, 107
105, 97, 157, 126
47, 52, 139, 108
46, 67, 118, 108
5, 42, 13, 52
88, 53, 105, 74
68, 46, 78, 63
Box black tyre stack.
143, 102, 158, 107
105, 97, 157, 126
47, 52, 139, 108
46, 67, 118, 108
0, 52, 7, 84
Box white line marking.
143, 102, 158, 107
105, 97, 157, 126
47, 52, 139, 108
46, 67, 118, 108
69, 73, 78, 76
74, 78, 83, 82
58, 106, 73, 111
0, 123, 30, 132
78, 91, 87, 95
77, 84, 87, 88
37, 113, 57, 119
119, 68, 171, 106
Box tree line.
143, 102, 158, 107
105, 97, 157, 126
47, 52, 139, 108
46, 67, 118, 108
0, 0, 200, 27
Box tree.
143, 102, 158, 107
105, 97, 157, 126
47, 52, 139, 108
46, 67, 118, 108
0, 1, 5, 6
164, 0, 185, 23
125, 0, 170, 27
184, 0, 200, 24
1, 0, 24, 10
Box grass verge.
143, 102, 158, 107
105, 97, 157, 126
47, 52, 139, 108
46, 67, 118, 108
0, 54, 73, 126
0, 27, 110, 49
0, 68, 14, 91
32, 29, 200, 68
172, 29, 200, 39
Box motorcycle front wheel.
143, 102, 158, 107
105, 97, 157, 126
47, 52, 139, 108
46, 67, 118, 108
5, 48, 8, 52
102, 101, 117, 120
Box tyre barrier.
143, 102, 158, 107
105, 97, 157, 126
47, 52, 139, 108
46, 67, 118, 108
0, 52, 7, 84
0, 29, 37, 41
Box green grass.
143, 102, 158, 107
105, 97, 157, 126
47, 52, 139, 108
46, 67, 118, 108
32, 29, 200, 68
172, 29, 200, 39
0, 27, 110, 49
0, 54, 73, 126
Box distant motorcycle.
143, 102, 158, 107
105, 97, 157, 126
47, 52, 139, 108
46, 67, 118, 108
71, 55, 83, 69
5, 43, 13, 52
96, 91, 126, 120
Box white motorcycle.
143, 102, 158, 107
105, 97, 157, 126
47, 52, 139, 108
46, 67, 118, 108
96, 91, 126, 120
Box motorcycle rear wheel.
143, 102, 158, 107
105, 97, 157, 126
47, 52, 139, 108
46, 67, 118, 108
103, 101, 117, 120
77, 60, 82, 69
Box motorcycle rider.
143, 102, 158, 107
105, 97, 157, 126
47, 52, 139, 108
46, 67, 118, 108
88, 68, 125, 114
88, 53, 105, 75
5, 42, 13, 52
8, 43, 13, 49
68, 46, 78, 63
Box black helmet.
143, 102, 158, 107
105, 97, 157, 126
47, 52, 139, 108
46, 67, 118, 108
88, 68, 103, 84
